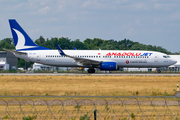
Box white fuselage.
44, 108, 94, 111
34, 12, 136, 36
15, 50, 176, 68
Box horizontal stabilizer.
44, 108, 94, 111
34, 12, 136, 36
3, 49, 27, 55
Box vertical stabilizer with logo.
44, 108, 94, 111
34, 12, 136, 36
9, 19, 51, 51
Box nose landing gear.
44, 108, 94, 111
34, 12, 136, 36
157, 68, 161, 73
87, 68, 95, 73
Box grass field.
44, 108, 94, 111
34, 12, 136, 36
0, 75, 179, 96
1, 104, 180, 120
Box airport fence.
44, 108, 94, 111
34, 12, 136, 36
0, 96, 180, 120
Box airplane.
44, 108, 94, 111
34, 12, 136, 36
5, 19, 177, 73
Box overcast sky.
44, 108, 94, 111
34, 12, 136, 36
0, 0, 180, 52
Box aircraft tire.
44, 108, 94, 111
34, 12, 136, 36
88, 68, 95, 73
157, 70, 161, 73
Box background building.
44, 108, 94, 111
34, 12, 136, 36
0, 51, 18, 70
168, 55, 180, 71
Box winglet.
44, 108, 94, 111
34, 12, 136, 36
74, 47, 77, 50
56, 44, 66, 56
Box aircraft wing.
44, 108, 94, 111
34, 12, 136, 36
56, 44, 101, 66
3, 48, 27, 55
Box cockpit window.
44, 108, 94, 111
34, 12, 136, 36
163, 55, 170, 58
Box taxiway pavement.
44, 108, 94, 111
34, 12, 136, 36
0, 73, 180, 76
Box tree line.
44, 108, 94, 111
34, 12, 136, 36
35, 36, 174, 54
0, 37, 179, 68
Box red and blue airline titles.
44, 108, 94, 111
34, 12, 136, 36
105, 52, 153, 56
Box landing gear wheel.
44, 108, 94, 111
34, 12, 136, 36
88, 68, 95, 73
157, 70, 161, 73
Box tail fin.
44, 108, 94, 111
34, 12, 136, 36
9, 19, 50, 51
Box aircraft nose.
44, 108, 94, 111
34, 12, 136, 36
170, 59, 177, 65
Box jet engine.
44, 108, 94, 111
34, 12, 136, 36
100, 62, 118, 70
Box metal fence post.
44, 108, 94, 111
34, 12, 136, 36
94, 109, 97, 120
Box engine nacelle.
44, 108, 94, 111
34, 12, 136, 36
100, 62, 118, 70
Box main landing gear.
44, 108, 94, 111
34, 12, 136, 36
88, 68, 95, 73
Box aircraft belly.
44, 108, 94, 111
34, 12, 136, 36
40, 58, 81, 67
